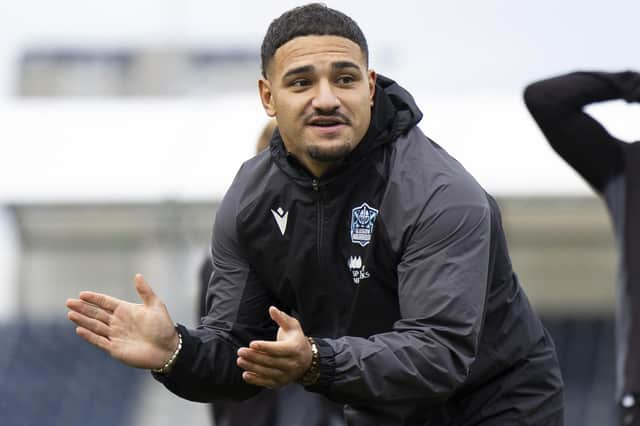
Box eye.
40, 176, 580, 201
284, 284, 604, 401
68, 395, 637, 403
336, 75, 355, 85
290, 79, 311, 88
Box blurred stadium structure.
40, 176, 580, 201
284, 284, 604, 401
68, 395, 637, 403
2, 1, 640, 425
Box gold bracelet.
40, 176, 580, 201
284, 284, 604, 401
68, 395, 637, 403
298, 336, 320, 386
152, 333, 182, 374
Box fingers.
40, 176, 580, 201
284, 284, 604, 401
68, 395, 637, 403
248, 339, 293, 356
236, 354, 285, 378
237, 347, 292, 370
134, 274, 157, 307
238, 309, 310, 389
250, 307, 303, 354
75, 326, 111, 352
67, 310, 111, 338
66, 299, 112, 325
238, 347, 293, 389
76, 292, 120, 313
242, 371, 279, 389
268, 306, 299, 332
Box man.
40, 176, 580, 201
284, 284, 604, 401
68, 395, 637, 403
66, 4, 564, 424
524, 70, 640, 426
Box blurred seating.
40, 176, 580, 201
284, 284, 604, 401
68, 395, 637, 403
0, 320, 144, 426
542, 316, 616, 426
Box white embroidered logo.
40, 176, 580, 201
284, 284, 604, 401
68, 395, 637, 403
271, 207, 288, 236
347, 256, 370, 285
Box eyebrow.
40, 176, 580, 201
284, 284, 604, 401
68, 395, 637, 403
282, 65, 315, 81
332, 61, 361, 72
281, 61, 363, 82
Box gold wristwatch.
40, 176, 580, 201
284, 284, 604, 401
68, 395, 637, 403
298, 336, 320, 386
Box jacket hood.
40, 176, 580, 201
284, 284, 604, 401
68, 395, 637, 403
270, 74, 423, 182
364, 74, 424, 153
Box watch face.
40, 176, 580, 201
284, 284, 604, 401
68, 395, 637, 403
299, 337, 320, 386
623, 394, 636, 408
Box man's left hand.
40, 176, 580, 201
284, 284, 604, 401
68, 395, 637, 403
237, 306, 312, 388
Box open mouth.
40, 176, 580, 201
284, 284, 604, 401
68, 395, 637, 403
306, 115, 350, 136
307, 122, 346, 137
308, 118, 346, 127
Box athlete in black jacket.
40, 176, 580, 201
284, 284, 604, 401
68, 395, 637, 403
67, 4, 564, 425
525, 70, 640, 426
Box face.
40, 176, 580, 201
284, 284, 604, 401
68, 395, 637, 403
259, 35, 376, 177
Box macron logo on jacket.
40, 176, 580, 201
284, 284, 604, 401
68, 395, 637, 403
271, 207, 288, 236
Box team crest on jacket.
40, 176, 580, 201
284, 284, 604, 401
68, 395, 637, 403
347, 256, 370, 285
350, 203, 378, 247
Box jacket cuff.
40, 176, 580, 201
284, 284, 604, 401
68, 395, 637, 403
151, 324, 193, 385
588, 71, 640, 102
612, 71, 640, 102
305, 337, 336, 394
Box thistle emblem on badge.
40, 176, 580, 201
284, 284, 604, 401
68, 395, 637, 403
350, 203, 378, 247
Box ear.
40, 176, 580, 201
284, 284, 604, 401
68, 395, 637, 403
367, 70, 377, 106
258, 79, 276, 117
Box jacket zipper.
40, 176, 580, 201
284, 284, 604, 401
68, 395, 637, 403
312, 178, 324, 264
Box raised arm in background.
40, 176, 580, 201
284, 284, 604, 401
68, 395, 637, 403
523, 71, 640, 192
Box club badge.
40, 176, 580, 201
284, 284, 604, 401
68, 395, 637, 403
350, 202, 378, 247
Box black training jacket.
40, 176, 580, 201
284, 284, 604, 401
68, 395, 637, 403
155, 75, 564, 425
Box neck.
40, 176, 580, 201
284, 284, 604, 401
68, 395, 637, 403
302, 158, 333, 178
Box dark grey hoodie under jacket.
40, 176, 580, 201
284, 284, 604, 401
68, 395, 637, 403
154, 75, 564, 425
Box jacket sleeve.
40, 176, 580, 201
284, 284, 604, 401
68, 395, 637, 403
523, 71, 639, 192
153, 166, 277, 402
309, 174, 491, 407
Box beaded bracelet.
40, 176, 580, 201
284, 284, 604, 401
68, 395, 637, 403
152, 333, 183, 374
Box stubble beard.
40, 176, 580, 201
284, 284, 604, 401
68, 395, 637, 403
306, 140, 353, 163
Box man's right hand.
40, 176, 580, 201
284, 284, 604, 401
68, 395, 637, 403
66, 273, 179, 370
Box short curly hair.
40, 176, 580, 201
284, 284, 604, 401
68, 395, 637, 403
260, 3, 369, 78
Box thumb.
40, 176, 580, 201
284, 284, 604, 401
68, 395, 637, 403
134, 273, 157, 307
269, 306, 299, 332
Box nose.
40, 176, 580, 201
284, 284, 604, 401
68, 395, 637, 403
311, 80, 340, 112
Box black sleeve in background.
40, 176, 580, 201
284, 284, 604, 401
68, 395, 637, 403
198, 254, 213, 321
522, 71, 639, 193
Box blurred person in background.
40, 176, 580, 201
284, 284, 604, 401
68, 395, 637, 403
67, 4, 564, 424
198, 119, 344, 426
524, 70, 640, 426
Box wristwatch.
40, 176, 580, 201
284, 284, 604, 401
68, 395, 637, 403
298, 336, 320, 386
